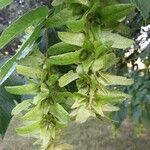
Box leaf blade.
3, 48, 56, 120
12, 99, 32, 116
0, 6, 48, 49
16, 121, 40, 135
0, 20, 44, 85
45, 50, 81, 67
76, 107, 91, 123
48, 42, 79, 56
16, 65, 41, 79
99, 72, 134, 85
0, 0, 12, 9
101, 31, 134, 49
100, 4, 134, 24
58, 32, 85, 47
131, 0, 150, 21
92, 53, 119, 72
5, 83, 39, 95
59, 70, 79, 87
46, 8, 73, 28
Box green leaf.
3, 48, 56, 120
96, 90, 131, 104
98, 72, 134, 85
92, 102, 105, 117
16, 65, 41, 79
100, 4, 134, 24
71, 101, 82, 109
114, 23, 131, 36
66, 0, 90, 6
0, 74, 22, 136
72, 92, 86, 104
0, 0, 12, 9
45, 50, 81, 67
5, 83, 39, 95
51, 0, 64, 6
92, 53, 119, 72
101, 31, 134, 49
58, 32, 85, 47
0, 20, 44, 85
48, 42, 79, 56
0, 61, 17, 85
19, 47, 44, 68
93, 41, 113, 58
16, 121, 40, 135
52, 0, 90, 6
66, 17, 86, 32
46, 8, 73, 28
40, 127, 51, 147
0, 6, 48, 49
12, 99, 32, 116
101, 104, 120, 112
59, 70, 79, 87
22, 104, 41, 120
131, 0, 150, 21
76, 106, 91, 123
50, 103, 69, 124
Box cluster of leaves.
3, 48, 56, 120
129, 70, 150, 129
0, 0, 51, 55
114, 12, 150, 129
115, 34, 150, 130
106, 0, 150, 130
0, 73, 22, 136
0, 0, 135, 149
0, 55, 23, 137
